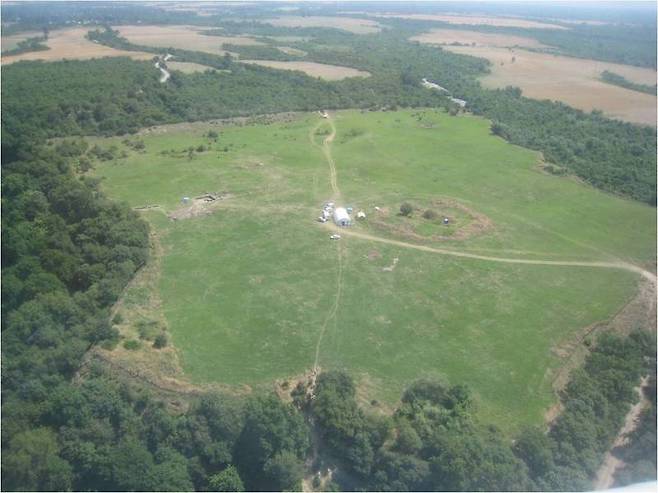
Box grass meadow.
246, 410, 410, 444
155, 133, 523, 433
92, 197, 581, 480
91, 109, 655, 433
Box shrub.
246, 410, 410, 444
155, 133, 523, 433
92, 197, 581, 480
422, 209, 437, 220
400, 202, 413, 217
123, 339, 140, 350
112, 313, 124, 325
153, 333, 168, 349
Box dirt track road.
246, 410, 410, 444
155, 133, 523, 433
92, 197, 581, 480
595, 376, 651, 489
327, 224, 656, 282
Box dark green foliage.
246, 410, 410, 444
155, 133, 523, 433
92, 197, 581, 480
123, 339, 140, 350
399, 202, 413, 216
2, 36, 49, 57
153, 332, 168, 349
234, 395, 310, 491
601, 70, 657, 95
208, 465, 244, 492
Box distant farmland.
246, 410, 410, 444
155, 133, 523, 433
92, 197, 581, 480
90, 109, 655, 434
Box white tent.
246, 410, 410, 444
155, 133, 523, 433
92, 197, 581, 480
333, 207, 351, 226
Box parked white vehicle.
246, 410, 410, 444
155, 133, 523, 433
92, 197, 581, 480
330, 234, 341, 240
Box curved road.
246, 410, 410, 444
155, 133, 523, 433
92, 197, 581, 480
316, 113, 655, 283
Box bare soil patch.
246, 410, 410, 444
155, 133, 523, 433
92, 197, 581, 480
2, 27, 153, 64
264, 16, 382, 34
411, 28, 548, 49
445, 45, 657, 126
239, 60, 371, 80
372, 13, 567, 29
116, 25, 263, 56
168, 192, 232, 220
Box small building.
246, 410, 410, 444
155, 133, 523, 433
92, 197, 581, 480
333, 207, 351, 227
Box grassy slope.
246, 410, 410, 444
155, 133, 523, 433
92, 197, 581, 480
92, 109, 655, 433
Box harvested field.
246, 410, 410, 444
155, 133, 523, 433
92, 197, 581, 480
116, 25, 263, 56
372, 13, 567, 29
445, 45, 657, 126
264, 16, 382, 34
411, 28, 548, 48
239, 60, 370, 80
1, 31, 42, 51
277, 46, 307, 56
2, 28, 153, 64
166, 61, 214, 73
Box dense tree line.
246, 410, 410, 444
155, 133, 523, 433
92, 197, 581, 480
21, 22, 656, 204
302, 329, 654, 491
601, 70, 657, 95
1, 35, 49, 57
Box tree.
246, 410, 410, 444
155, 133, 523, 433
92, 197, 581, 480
209, 465, 244, 492
400, 202, 413, 217
264, 451, 305, 491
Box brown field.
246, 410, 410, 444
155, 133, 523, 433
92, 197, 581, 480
277, 46, 307, 56
445, 45, 657, 126
166, 61, 214, 73
263, 16, 382, 34
2, 28, 153, 64
2, 31, 42, 51
372, 13, 567, 29
239, 60, 370, 80
411, 29, 548, 48
116, 25, 263, 56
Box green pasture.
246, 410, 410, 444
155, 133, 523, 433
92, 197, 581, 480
91, 109, 655, 433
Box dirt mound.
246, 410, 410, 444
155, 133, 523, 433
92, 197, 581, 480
168, 192, 231, 220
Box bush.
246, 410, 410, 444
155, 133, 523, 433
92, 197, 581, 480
153, 333, 168, 349
123, 339, 140, 350
422, 209, 437, 220
112, 313, 124, 325
400, 202, 413, 217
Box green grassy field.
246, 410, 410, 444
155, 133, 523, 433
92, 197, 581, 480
91, 109, 655, 433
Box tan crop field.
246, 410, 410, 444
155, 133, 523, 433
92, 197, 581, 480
445, 45, 657, 126
239, 60, 371, 80
116, 25, 263, 56
372, 13, 567, 29
264, 16, 382, 34
411, 29, 548, 48
2, 28, 153, 64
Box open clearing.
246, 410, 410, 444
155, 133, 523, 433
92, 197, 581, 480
371, 13, 567, 29
90, 109, 655, 434
1, 28, 153, 64
116, 25, 263, 56
263, 16, 382, 34
166, 61, 214, 73
239, 60, 370, 80
411, 28, 548, 48
445, 45, 657, 126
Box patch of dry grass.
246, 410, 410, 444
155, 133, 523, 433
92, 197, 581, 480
277, 46, 307, 56
445, 45, 657, 126
2, 28, 153, 64
411, 28, 548, 48
264, 16, 382, 34
167, 61, 214, 73
116, 25, 263, 56
239, 59, 370, 80
373, 13, 567, 29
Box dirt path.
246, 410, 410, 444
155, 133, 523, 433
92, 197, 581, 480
313, 240, 345, 371
310, 116, 340, 200
594, 376, 651, 490
326, 224, 656, 282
